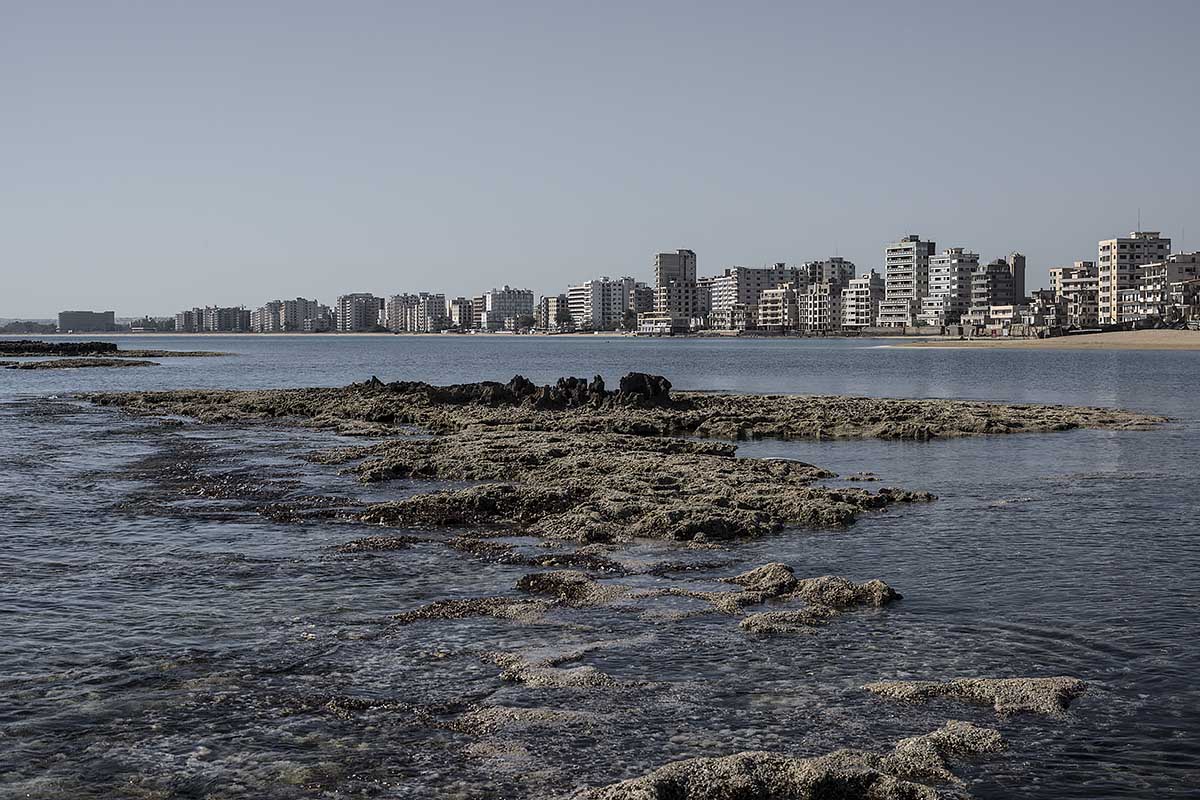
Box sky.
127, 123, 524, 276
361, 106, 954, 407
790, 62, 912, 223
4, 0, 1199, 317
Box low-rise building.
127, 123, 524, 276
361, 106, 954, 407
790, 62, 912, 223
1132, 253, 1200, 320
1169, 278, 1200, 321
757, 286, 799, 331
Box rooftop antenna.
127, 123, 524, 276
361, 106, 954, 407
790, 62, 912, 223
1137, 207, 1141, 232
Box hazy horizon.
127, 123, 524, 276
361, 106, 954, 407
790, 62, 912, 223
6, 0, 1199, 318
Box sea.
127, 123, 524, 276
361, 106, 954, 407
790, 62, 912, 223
1, 334, 1197, 799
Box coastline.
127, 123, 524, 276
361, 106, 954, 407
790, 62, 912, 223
889, 329, 1200, 351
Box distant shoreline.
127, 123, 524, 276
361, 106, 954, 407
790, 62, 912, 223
888, 329, 1200, 351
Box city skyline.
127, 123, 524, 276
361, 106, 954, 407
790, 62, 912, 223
6, 1, 1199, 316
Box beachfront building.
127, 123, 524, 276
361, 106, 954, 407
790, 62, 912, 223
471, 295, 486, 330
917, 248, 979, 327
841, 270, 884, 330
281, 298, 327, 332
1098, 231, 1171, 324
1059, 269, 1101, 328
566, 276, 637, 330
757, 285, 799, 331
251, 301, 283, 332
479, 286, 534, 331
385, 292, 447, 332
803, 257, 856, 286
709, 263, 805, 330
802, 281, 843, 334
448, 297, 473, 330
1049, 262, 1096, 299
202, 306, 252, 332
877, 234, 936, 327
630, 283, 655, 314
1130, 252, 1200, 321
638, 249, 701, 334
537, 294, 571, 332
57, 310, 116, 332
1170, 278, 1200, 321
336, 293, 384, 332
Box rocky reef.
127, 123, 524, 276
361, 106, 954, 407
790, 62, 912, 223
864, 676, 1087, 716
2, 357, 159, 369
86, 372, 1165, 440
0, 339, 223, 357
572, 720, 1005, 799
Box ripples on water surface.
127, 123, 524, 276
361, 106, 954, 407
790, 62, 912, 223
1, 335, 1198, 798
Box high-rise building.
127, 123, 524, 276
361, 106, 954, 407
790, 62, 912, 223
480, 286, 534, 331
202, 306, 251, 332
1007, 252, 1027, 303
917, 248, 979, 327
802, 281, 843, 334
280, 298, 325, 332
537, 294, 571, 331
385, 293, 447, 332
57, 310, 115, 332
709, 264, 806, 330
877, 235, 936, 327
566, 276, 637, 329
803, 258, 856, 286
448, 297, 473, 329
336, 293, 384, 332
251, 301, 284, 332
757, 285, 800, 331
471, 295, 486, 330
1097, 231, 1171, 324
841, 271, 885, 330
638, 249, 700, 334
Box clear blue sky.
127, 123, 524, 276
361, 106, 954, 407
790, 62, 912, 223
5, 0, 1198, 316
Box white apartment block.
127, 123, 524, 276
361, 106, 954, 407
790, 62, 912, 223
802, 282, 842, 334
841, 270, 884, 330
385, 292, 447, 332
803, 257, 856, 286
917, 248, 979, 327
480, 286, 534, 331
251, 300, 283, 333
336, 293, 384, 332
1097, 231, 1170, 324
877, 234, 936, 326
566, 276, 636, 329
757, 286, 800, 331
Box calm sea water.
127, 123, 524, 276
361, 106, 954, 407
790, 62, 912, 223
1, 335, 1198, 799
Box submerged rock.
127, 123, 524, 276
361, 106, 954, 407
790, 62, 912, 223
391, 597, 551, 626
864, 676, 1087, 716
572, 720, 1004, 799
485, 651, 624, 690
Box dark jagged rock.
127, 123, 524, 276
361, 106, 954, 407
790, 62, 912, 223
0, 340, 119, 356
391, 596, 550, 626
864, 676, 1087, 716
333, 535, 424, 553
572, 720, 1005, 799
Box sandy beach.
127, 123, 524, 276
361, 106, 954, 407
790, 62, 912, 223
892, 329, 1200, 351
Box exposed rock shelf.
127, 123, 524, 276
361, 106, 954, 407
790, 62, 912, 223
0, 339, 225, 357
2, 357, 159, 370
86, 372, 1165, 440
864, 676, 1088, 716
572, 720, 1006, 799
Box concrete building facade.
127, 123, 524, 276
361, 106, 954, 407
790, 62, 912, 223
639, 249, 700, 334
917, 248, 979, 327
877, 234, 936, 327
480, 286, 534, 331
841, 270, 885, 330
336, 293, 384, 332
57, 310, 116, 332
1097, 231, 1171, 324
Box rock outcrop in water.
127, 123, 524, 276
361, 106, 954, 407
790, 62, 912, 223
572, 720, 1005, 799
0, 340, 223, 358
348, 430, 931, 542
86, 372, 1165, 440
2, 357, 159, 369
864, 676, 1087, 716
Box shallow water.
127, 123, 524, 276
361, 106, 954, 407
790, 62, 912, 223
1, 335, 1198, 798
